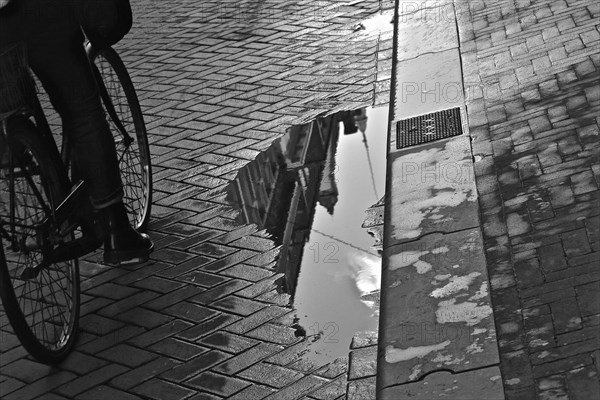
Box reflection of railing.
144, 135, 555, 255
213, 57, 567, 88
226, 143, 286, 231
277, 162, 322, 297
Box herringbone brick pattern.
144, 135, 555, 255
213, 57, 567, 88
457, 0, 600, 399
0, 1, 393, 399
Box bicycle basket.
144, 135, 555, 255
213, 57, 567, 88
0, 43, 33, 116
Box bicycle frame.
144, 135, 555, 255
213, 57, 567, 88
0, 61, 100, 275
1, 119, 97, 275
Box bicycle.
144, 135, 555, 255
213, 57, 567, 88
0, 41, 152, 364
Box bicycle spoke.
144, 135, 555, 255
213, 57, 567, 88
41, 270, 69, 339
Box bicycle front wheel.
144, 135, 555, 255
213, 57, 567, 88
90, 46, 152, 231
0, 120, 80, 364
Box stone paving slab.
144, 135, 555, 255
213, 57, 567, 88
387, 136, 480, 246
380, 227, 498, 385
379, 366, 505, 400
392, 0, 465, 124
394, 48, 467, 120
395, 4, 458, 62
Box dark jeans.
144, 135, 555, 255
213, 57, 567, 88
0, 0, 123, 208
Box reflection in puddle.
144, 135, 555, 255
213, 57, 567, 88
226, 106, 388, 366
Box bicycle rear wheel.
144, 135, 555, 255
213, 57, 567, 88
89, 46, 152, 231
0, 120, 79, 364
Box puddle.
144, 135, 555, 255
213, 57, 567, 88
226, 106, 389, 365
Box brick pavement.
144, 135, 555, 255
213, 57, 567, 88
0, 0, 394, 399
456, 0, 600, 399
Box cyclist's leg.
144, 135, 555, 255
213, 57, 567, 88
19, 0, 153, 265
22, 1, 124, 208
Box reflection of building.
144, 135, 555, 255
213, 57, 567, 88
225, 143, 289, 239
318, 120, 340, 215
354, 108, 368, 134
226, 109, 368, 299
276, 116, 339, 298
340, 107, 367, 135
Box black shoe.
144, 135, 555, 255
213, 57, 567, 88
101, 202, 153, 266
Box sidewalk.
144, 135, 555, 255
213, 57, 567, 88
377, 1, 503, 398
378, 0, 599, 399
459, 1, 600, 399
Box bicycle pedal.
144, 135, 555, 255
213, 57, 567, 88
50, 236, 103, 263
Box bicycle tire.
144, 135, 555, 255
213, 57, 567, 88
0, 120, 80, 364
89, 46, 152, 231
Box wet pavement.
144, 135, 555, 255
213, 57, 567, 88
378, 0, 600, 398
1, 0, 393, 399
1, 0, 599, 399
456, 0, 600, 399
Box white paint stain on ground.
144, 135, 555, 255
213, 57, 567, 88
389, 246, 452, 274
431, 353, 453, 363
436, 299, 493, 326
431, 246, 450, 254
390, 139, 477, 240
409, 364, 422, 380
466, 339, 484, 354
430, 272, 481, 298
385, 340, 452, 363
414, 260, 433, 274
469, 281, 489, 301
389, 251, 428, 270
431, 352, 465, 366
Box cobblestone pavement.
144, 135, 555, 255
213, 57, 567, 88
0, 0, 393, 399
457, 0, 600, 399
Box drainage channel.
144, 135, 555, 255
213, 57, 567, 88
225, 106, 389, 368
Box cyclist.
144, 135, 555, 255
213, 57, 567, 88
0, 0, 153, 265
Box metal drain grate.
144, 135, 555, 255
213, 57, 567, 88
396, 107, 463, 149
